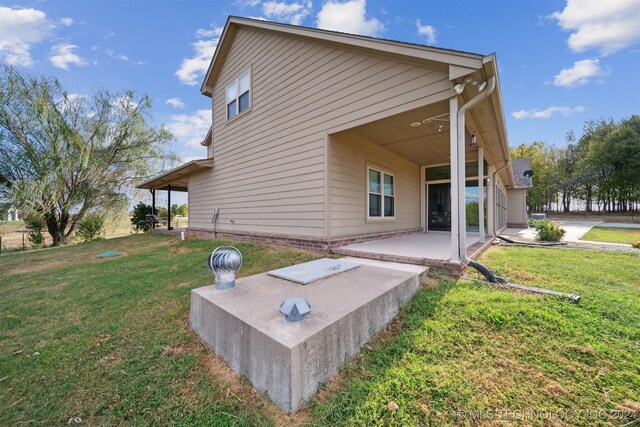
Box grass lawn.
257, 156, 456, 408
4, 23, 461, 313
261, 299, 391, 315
581, 226, 640, 245
1, 235, 639, 426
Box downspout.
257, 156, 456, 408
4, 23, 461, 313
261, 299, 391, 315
453, 74, 506, 283
456, 76, 496, 263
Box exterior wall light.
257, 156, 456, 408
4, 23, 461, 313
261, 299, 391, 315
207, 246, 243, 290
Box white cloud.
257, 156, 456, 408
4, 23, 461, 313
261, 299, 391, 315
49, 43, 87, 70
176, 26, 223, 85
235, 0, 262, 6
167, 109, 211, 147
105, 48, 129, 61
512, 105, 585, 120
416, 19, 436, 44
165, 97, 185, 109
60, 17, 73, 26
105, 48, 145, 65
551, 0, 640, 55
317, 0, 383, 36
263, 0, 312, 25
553, 58, 610, 87
0, 6, 53, 66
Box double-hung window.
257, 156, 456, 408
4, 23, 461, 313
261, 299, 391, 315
368, 167, 395, 218
226, 70, 251, 119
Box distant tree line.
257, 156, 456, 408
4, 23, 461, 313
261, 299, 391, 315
510, 116, 640, 213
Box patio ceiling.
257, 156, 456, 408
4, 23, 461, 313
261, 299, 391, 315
344, 96, 509, 177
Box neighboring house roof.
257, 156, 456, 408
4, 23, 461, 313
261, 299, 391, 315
511, 158, 533, 189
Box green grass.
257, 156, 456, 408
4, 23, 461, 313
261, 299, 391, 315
581, 226, 640, 245
308, 247, 640, 426
1, 235, 639, 426
0, 234, 320, 426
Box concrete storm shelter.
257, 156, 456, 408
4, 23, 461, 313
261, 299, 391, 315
137, 15, 536, 414
138, 16, 530, 267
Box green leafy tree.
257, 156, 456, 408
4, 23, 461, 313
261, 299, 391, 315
24, 212, 45, 248
0, 66, 173, 245
170, 203, 180, 217
156, 207, 168, 218
177, 203, 188, 216
76, 213, 105, 242
510, 141, 556, 212
131, 202, 153, 233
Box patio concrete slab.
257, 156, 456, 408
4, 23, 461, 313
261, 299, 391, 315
337, 232, 480, 260
190, 263, 419, 413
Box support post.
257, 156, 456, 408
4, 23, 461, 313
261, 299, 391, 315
487, 166, 495, 235
449, 96, 459, 263
151, 189, 156, 229
167, 185, 172, 230
478, 147, 485, 242
457, 109, 467, 258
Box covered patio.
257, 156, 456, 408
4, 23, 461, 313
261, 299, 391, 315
136, 158, 213, 230
327, 70, 511, 267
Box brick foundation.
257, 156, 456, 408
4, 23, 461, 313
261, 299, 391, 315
186, 227, 423, 251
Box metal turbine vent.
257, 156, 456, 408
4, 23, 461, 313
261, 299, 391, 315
207, 246, 243, 290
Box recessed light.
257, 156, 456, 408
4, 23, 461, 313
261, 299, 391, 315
411, 122, 421, 127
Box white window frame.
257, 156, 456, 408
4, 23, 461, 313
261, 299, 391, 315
225, 69, 251, 120
366, 166, 395, 220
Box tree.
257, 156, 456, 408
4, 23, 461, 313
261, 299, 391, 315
177, 203, 188, 216
0, 67, 173, 245
131, 202, 153, 233
170, 203, 180, 217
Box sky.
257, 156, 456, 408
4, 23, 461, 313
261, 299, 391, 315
1, 0, 639, 205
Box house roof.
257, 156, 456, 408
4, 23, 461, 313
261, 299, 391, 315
198, 15, 513, 187
201, 16, 487, 97
200, 126, 212, 146
136, 158, 214, 191
511, 158, 533, 189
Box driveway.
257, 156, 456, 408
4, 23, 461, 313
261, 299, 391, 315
502, 220, 603, 242
554, 220, 603, 242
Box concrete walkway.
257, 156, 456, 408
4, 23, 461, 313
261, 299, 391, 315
599, 222, 640, 229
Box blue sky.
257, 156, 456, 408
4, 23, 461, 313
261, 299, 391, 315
1, 0, 639, 172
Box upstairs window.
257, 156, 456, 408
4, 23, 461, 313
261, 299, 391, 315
368, 167, 395, 219
226, 70, 251, 120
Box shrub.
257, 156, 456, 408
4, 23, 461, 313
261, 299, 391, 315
76, 213, 105, 242
531, 219, 565, 242
24, 212, 45, 248
632, 240, 640, 249
131, 202, 153, 233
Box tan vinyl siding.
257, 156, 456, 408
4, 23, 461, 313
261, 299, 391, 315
329, 131, 421, 237
190, 27, 449, 237
507, 189, 527, 225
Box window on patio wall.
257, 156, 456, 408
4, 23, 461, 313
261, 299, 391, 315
368, 167, 394, 219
